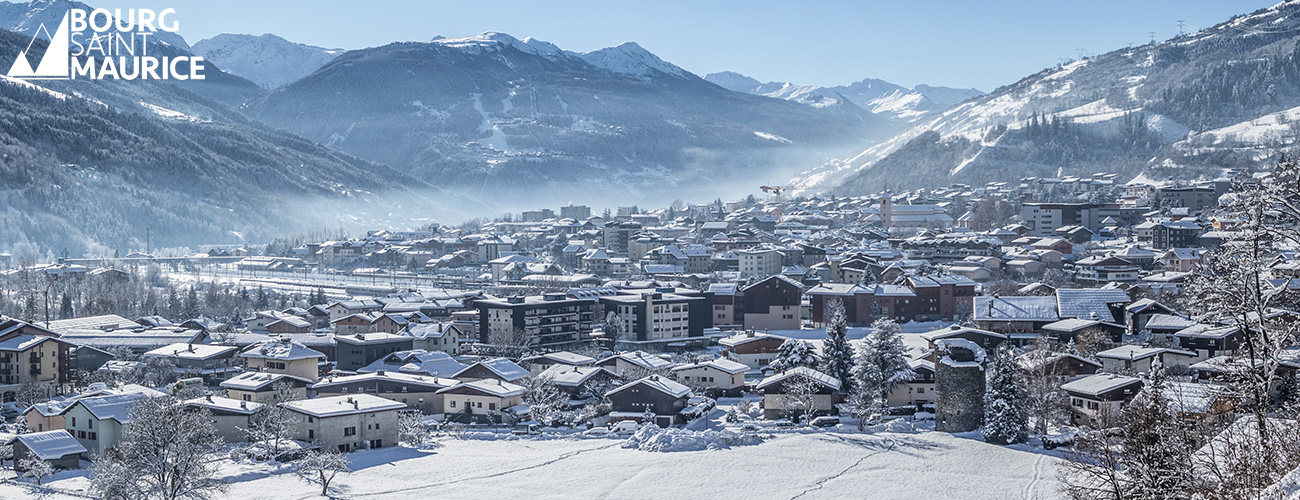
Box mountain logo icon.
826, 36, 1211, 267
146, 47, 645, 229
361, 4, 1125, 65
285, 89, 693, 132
7, 11, 71, 80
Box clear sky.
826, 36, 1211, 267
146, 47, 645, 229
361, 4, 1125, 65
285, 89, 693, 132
95, 0, 1277, 91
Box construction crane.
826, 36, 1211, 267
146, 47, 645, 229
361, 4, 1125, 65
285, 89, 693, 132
760, 184, 838, 217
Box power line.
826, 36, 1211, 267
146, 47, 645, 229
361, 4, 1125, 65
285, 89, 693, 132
1177, 19, 1187, 36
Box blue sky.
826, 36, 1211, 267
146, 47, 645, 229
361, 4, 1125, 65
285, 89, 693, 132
98, 0, 1276, 91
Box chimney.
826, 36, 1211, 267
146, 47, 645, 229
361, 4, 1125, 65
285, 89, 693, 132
240, 401, 247, 409
206, 395, 213, 402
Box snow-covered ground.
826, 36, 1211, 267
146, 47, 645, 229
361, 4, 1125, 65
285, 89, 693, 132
0, 429, 1062, 499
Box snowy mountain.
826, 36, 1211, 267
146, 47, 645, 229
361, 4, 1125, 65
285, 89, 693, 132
0, 29, 443, 256
193, 33, 344, 89
704, 71, 983, 123
0, 0, 191, 51
246, 32, 896, 206
796, 1, 1300, 195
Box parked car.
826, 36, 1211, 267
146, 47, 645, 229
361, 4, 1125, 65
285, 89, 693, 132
581, 427, 611, 437
810, 416, 840, 427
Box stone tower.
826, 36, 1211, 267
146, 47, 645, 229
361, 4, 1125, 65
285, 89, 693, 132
934, 338, 987, 433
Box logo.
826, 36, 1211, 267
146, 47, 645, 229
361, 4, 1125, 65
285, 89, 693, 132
6, 8, 204, 81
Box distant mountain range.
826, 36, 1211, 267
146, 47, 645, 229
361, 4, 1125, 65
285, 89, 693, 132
704, 71, 983, 123
243, 32, 899, 206
193, 33, 343, 89
796, 1, 1300, 195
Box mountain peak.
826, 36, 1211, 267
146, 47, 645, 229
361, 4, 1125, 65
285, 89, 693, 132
577, 41, 685, 80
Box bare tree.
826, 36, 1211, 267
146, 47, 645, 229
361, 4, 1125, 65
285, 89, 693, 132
520, 375, 567, 426
241, 380, 300, 458
18, 456, 54, 485
90, 396, 226, 500
14, 379, 51, 409
780, 373, 821, 424
295, 448, 351, 496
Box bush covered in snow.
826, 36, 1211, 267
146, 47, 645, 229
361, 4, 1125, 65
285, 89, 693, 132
621, 425, 763, 452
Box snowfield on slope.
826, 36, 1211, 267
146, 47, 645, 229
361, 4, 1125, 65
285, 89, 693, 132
0, 430, 1062, 500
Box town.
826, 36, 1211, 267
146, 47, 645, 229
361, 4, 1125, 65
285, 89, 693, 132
0, 164, 1297, 499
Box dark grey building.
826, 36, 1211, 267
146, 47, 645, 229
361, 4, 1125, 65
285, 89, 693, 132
334, 333, 413, 372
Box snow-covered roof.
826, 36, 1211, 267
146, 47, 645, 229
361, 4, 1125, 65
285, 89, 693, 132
1174, 324, 1241, 339
0, 334, 64, 352
455, 357, 530, 381
241, 338, 326, 361
539, 365, 611, 387
1096, 345, 1196, 361
973, 296, 1059, 322
599, 351, 676, 371
1056, 288, 1131, 322
183, 395, 265, 415
671, 358, 749, 374
1041, 318, 1121, 333
937, 338, 987, 368
436, 379, 527, 398
718, 332, 786, 348
522, 351, 596, 366
360, 349, 466, 377
76, 391, 160, 423
1061, 374, 1143, 397
609, 375, 692, 398
755, 366, 841, 392
282, 394, 406, 418
16, 430, 87, 459
921, 324, 1007, 342
403, 322, 458, 340
144, 342, 237, 360
311, 371, 457, 390
219, 372, 314, 391
1145, 313, 1196, 331
1155, 381, 1224, 415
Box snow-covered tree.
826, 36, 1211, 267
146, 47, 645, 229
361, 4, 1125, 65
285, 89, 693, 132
241, 381, 299, 458
398, 411, 433, 448
19, 456, 54, 485
601, 311, 623, 346
1021, 336, 1070, 436
521, 375, 567, 426
819, 298, 855, 392
852, 319, 915, 406
91, 396, 226, 500
983, 343, 1028, 445
295, 448, 350, 496
780, 373, 821, 424
1116, 368, 1196, 498
15, 378, 51, 409
770, 338, 819, 372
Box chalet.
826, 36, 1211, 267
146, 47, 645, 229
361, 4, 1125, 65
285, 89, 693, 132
1159, 248, 1208, 272
1062, 374, 1144, 427
1124, 299, 1178, 337
453, 357, 530, 383
266, 316, 312, 334
921, 324, 1008, 351
1096, 346, 1198, 374
539, 365, 618, 399
1074, 256, 1140, 285
240, 338, 326, 381
327, 300, 382, 322
717, 332, 787, 370
64, 389, 167, 455
1144, 313, 1198, 341
310, 371, 457, 411
606, 375, 693, 427
886, 359, 935, 408
1056, 288, 1131, 324
183, 396, 265, 443
220, 372, 314, 403
282, 394, 404, 452
437, 379, 527, 424
401, 322, 462, 354
595, 351, 676, 376
1153, 381, 1233, 428
755, 367, 842, 420
521, 351, 597, 375
142, 342, 241, 382
332, 313, 382, 336
670, 358, 749, 396
972, 296, 1059, 334
740, 275, 803, 330
359, 350, 466, 378
1040, 318, 1125, 345
13, 431, 86, 471
1017, 350, 1101, 378
1174, 324, 1244, 360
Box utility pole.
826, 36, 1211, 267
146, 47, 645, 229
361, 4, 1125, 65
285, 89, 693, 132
1149, 31, 1157, 44
1177, 20, 1187, 36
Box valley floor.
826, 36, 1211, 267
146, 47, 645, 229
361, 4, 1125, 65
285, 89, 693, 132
0, 429, 1062, 500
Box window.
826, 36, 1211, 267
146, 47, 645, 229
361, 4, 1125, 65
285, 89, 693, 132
79, 431, 86, 439
89, 432, 96, 440
917, 387, 925, 394
489, 403, 496, 411
477, 402, 483, 408
309, 429, 315, 439
88, 420, 93, 429
243, 394, 252, 401
450, 401, 456, 408
344, 427, 357, 436
71, 417, 76, 427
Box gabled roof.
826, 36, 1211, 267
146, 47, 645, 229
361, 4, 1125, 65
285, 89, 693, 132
16, 430, 87, 459
522, 351, 596, 366
311, 371, 457, 391
974, 296, 1059, 322
360, 349, 466, 377
598, 351, 676, 371
1096, 345, 1196, 361
671, 358, 749, 374
1061, 374, 1143, 397
1174, 324, 1241, 339
1041, 318, 1122, 333
1056, 288, 1131, 322
436, 379, 527, 398
755, 366, 841, 392
454, 357, 529, 382
1145, 313, 1197, 331
144, 343, 237, 360
183, 396, 265, 415
539, 365, 612, 387
219, 372, 314, 391
607, 375, 692, 399
75, 391, 161, 423
921, 324, 1007, 342
241, 338, 326, 361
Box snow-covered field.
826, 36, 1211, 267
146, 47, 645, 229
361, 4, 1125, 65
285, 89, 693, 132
0, 429, 1062, 499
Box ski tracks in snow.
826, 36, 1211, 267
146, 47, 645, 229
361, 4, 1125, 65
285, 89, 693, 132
787, 435, 898, 500
1022, 453, 1048, 500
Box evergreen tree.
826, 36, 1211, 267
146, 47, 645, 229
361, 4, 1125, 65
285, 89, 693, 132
770, 338, 819, 372
1117, 366, 1194, 498
819, 298, 855, 392
852, 319, 915, 406
183, 286, 200, 319
58, 292, 74, 319
983, 343, 1029, 445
